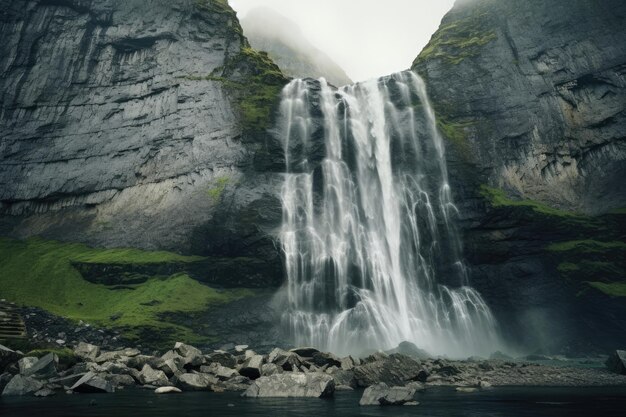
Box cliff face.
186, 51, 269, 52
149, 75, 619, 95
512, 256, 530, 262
414, 0, 626, 353
240, 7, 352, 86
0, 0, 284, 274
414, 0, 626, 215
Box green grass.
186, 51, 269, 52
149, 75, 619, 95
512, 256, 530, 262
437, 118, 474, 155
587, 282, 626, 297
0, 237, 254, 347
480, 185, 582, 218
547, 240, 626, 253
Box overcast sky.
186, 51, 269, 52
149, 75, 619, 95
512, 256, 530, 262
228, 0, 455, 82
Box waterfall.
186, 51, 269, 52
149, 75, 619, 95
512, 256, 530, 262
278, 71, 501, 358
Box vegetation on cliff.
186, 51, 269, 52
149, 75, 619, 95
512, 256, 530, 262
0, 237, 254, 348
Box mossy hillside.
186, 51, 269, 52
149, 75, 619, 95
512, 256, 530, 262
413, 4, 497, 67
207, 176, 231, 202
0, 237, 255, 348
437, 118, 475, 157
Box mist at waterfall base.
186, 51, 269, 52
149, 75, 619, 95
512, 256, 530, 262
274, 71, 503, 358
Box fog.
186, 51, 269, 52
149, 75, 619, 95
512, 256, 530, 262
228, 0, 455, 82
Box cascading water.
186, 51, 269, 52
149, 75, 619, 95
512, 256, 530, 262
278, 71, 501, 357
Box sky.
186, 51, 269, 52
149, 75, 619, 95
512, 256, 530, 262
228, 0, 456, 82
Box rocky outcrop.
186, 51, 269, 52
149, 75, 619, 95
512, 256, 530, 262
242, 373, 335, 398
414, 0, 626, 215
240, 7, 352, 86
0, 0, 285, 283
413, 0, 626, 354
359, 383, 418, 406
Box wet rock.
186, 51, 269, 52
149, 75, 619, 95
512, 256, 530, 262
456, 387, 479, 393
174, 373, 219, 391
311, 352, 342, 368
260, 363, 282, 376
201, 363, 239, 380
218, 375, 252, 392
239, 354, 265, 380
155, 386, 182, 394
268, 348, 304, 371
127, 355, 163, 371
106, 374, 136, 387
174, 343, 204, 368
159, 358, 184, 378
138, 365, 169, 387
0, 372, 12, 392
74, 342, 101, 362
2, 375, 44, 396
34, 388, 56, 397
327, 368, 357, 388
18, 357, 38, 375
386, 341, 431, 360
242, 373, 335, 398
24, 353, 58, 379
49, 373, 87, 387
206, 351, 237, 369
359, 383, 417, 406
70, 372, 114, 393
289, 347, 320, 357
605, 350, 626, 375
0, 345, 22, 372
353, 353, 423, 387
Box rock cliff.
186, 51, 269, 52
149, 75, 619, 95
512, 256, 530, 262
414, 0, 626, 353
0, 0, 285, 281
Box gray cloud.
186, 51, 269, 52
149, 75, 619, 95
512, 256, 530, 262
229, 0, 455, 81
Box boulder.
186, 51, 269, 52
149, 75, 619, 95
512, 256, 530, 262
34, 388, 56, 397
127, 355, 163, 370
70, 372, 114, 393
260, 363, 282, 376
235, 345, 249, 353
359, 383, 417, 406
242, 373, 335, 398
206, 351, 237, 369
95, 349, 139, 364
0, 345, 21, 372
106, 374, 136, 387
219, 375, 251, 391
289, 347, 320, 357
353, 354, 424, 387
138, 364, 169, 387
24, 353, 58, 379
201, 363, 239, 380
0, 372, 12, 392
456, 387, 479, 393
175, 373, 218, 391
100, 361, 133, 375
155, 386, 182, 394
48, 373, 87, 387
268, 348, 304, 371
605, 350, 626, 375
386, 341, 431, 360
328, 369, 356, 388
239, 354, 264, 380
18, 357, 39, 375
2, 375, 44, 396
165, 345, 202, 368
159, 358, 184, 377
311, 352, 342, 368
74, 342, 100, 362
340, 356, 359, 371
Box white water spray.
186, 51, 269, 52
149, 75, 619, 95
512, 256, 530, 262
278, 72, 501, 357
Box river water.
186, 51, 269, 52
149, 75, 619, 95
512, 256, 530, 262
2, 386, 626, 417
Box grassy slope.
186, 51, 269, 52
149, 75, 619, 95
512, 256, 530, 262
0, 237, 254, 346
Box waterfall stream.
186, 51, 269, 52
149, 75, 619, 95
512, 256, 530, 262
278, 71, 501, 357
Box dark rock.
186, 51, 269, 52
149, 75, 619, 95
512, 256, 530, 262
174, 343, 204, 368
242, 373, 335, 398
2, 375, 44, 396
386, 342, 431, 360
174, 373, 218, 391
70, 372, 114, 393
0, 345, 21, 373
49, 373, 87, 387
138, 365, 169, 387
239, 355, 264, 380
359, 383, 417, 406
206, 351, 237, 369
201, 363, 239, 380
0, 372, 12, 392
158, 358, 184, 378
268, 348, 304, 371
127, 355, 163, 371
311, 352, 342, 368
289, 347, 320, 357
24, 353, 58, 379
353, 354, 424, 387
605, 350, 626, 375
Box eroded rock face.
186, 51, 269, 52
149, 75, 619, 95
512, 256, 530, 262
0, 0, 284, 279
242, 373, 335, 398
413, 0, 626, 215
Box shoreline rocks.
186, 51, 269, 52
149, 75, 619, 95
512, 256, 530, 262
242, 373, 335, 398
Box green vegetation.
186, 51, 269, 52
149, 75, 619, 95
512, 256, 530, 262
207, 176, 231, 202
183, 47, 287, 135
547, 240, 626, 253
557, 262, 580, 273
480, 185, 582, 218
27, 348, 79, 367
0, 237, 254, 348
414, 9, 497, 66
437, 118, 474, 155
587, 282, 626, 297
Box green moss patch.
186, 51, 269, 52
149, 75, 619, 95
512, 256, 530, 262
414, 8, 497, 66
0, 237, 254, 348
480, 185, 584, 218
587, 282, 626, 297
207, 176, 231, 202
547, 240, 626, 253
437, 118, 475, 155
